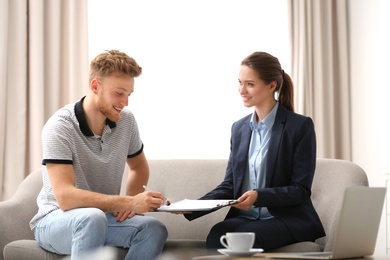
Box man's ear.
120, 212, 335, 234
90, 78, 99, 93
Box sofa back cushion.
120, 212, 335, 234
311, 158, 368, 250
123, 159, 230, 240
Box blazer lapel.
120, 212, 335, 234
235, 120, 251, 196
266, 104, 287, 186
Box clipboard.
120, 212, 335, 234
155, 199, 238, 212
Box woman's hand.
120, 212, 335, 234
232, 190, 258, 210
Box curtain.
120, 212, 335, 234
0, 0, 88, 200
289, 0, 351, 160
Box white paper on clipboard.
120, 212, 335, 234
155, 199, 238, 212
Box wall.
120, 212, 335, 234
88, 0, 290, 159
349, 0, 390, 254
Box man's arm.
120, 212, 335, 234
125, 151, 149, 196
46, 163, 163, 213
113, 151, 151, 221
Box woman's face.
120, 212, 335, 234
238, 65, 275, 108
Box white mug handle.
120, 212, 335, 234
220, 235, 230, 249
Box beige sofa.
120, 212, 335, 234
0, 159, 368, 260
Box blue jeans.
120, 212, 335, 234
34, 208, 168, 260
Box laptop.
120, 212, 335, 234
267, 186, 386, 259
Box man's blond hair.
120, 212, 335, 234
89, 50, 142, 83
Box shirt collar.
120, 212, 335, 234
74, 96, 116, 137
249, 102, 279, 131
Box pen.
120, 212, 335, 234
142, 185, 152, 191
143, 185, 169, 205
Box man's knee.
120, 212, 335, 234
145, 217, 168, 240
76, 208, 108, 231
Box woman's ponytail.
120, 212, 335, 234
279, 72, 294, 112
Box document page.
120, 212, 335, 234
156, 199, 237, 212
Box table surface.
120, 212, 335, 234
192, 253, 390, 260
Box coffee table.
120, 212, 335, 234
192, 254, 390, 260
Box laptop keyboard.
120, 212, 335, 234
299, 252, 332, 257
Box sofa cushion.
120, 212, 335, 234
3, 240, 65, 260
138, 159, 230, 240
3, 240, 130, 260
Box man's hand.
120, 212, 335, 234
232, 190, 258, 210
112, 210, 141, 222
111, 190, 166, 221
131, 190, 166, 213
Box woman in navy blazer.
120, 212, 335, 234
185, 52, 325, 250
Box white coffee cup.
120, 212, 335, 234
220, 232, 255, 251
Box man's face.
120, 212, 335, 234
96, 72, 135, 122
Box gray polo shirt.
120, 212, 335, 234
30, 97, 143, 229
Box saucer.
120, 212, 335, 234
217, 248, 264, 257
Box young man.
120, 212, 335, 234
30, 50, 168, 259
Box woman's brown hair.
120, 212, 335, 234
241, 52, 294, 112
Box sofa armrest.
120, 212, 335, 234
0, 168, 42, 260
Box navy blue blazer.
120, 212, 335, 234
186, 103, 325, 242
